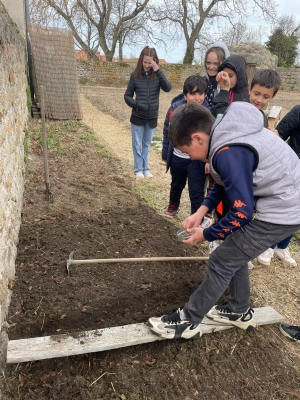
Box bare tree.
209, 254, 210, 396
32, 0, 151, 61
275, 14, 300, 37
218, 19, 268, 47
148, 0, 277, 64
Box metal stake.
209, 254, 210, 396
40, 85, 54, 202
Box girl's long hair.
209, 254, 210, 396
134, 46, 159, 81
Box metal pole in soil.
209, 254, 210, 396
40, 85, 54, 202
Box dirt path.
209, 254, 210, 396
80, 93, 192, 220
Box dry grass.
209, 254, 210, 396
81, 92, 300, 327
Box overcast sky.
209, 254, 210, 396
156, 0, 300, 63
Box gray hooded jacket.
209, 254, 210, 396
209, 102, 300, 225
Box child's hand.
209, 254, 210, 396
182, 213, 202, 230
182, 227, 205, 246
150, 60, 159, 71
268, 127, 279, 136
216, 71, 231, 90
205, 163, 210, 174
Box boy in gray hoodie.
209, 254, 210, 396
147, 102, 300, 340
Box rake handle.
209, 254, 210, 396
69, 256, 209, 265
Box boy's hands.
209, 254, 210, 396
181, 206, 209, 245
216, 71, 231, 91
182, 227, 205, 246
205, 162, 210, 174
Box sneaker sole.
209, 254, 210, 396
257, 258, 271, 266
247, 261, 255, 270
279, 325, 299, 341
164, 213, 178, 218
206, 313, 256, 332
274, 254, 297, 267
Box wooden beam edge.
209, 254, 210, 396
6, 306, 284, 364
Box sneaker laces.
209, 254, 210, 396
162, 309, 181, 324
217, 304, 254, 321
167, 204, 177, 212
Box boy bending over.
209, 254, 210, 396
148, 101, 300, 340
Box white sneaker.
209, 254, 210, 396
144, 172, 153, 178
201, 216, 214, 229
135, 172, 144, 178
274, 248, 297, 266
208, 240, 222, 254
257, 248, 274, 266
247, 261, 255, 270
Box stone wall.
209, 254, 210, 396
2, 0, 25, 38
277, 67, 300, 91
0, 2, 27, 336
77, 59, 205, 88
77, 59, 300, 91
228, 43, 278, 70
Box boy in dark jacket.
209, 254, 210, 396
162, 75, 211, 217
147, 102, 300, 340
277, 106, 300, 341
277, 104, 300, 158
210, 54, 249, 117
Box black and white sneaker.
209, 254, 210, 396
280, 323, 300, 342
147, 308, 202, 340
206, 303, 256, 332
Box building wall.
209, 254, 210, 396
0, 3, 27, 337
77, 60, 300, 91
1, 0, 26, 37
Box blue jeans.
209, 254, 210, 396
131, 122, 155, 174
270, 234, 293, 249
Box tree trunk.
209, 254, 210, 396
118, 39, 123, 61
183, 42, 195, 64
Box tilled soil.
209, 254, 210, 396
2, 89, 300, 400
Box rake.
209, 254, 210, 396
66, 251, 209, 275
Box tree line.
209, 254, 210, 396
29, 0, 299, 66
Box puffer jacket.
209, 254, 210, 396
124, 69, 171, 121
208, 102, 300, 225
276, 105, 300, 158
162, 95, 211, 170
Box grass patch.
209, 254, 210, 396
23, 127, 30, 164
152, 135, 162, 141
131, 182, 158, 207
80, 133, 97, 141
95, 143, 113, 158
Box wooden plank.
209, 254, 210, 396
6, 306, 283, 364
268, 106, 282, 119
